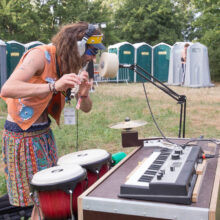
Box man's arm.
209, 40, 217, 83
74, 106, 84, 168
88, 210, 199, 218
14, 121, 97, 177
0, 49, 49, 98
77, 70, 93, 113
1, 49, 83, 99
78, 95, 92, 113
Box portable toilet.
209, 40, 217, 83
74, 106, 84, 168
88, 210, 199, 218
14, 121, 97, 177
25, 41, 44, 51
108, 42, 135, 83
153, 42, 171, 82
108, 45, 117, 55
184, 42, 214, 87
6, 41, 25, 78
0, 40, 7, 88
107, 43, 117, 82
133, 42, 152, 82
168, 42, 192, 85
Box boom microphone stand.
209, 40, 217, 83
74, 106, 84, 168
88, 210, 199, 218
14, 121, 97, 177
119, 64, 186, 138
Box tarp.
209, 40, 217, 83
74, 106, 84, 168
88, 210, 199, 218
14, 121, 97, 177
184, 42, 214, 87
168, 42, 192, 86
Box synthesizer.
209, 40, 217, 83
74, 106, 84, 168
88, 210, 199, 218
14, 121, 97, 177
119, 144, 202, 204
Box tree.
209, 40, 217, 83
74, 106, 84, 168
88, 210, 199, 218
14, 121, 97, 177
0, 0, 19, 40
191, 0, 220, 80
113, 0, 191, 45
0, 0, 43, 42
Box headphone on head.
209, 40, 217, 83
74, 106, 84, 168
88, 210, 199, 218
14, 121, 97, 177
77, 24, 96, 56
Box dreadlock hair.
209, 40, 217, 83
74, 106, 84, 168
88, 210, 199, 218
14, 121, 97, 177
52, 21, 88, 75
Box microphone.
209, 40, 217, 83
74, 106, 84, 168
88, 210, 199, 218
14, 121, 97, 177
98, 52, 135, 79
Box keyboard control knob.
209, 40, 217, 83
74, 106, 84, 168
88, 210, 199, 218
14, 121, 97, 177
175, 149, 183, 154
170, 166, 175, 172
160, 169, 165, 175
157, 173, 163, 180
172, 153, 180, 160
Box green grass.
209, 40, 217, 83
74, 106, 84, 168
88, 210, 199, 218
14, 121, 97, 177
0, 83, 220, 197
0, 174, 7, 196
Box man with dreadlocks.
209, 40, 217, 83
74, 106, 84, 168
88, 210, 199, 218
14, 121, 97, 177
0, 21, 105, 219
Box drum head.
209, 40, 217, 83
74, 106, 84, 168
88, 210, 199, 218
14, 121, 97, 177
58, 149, 110, 166
98, 52, 119, 78
31, 164, 85, 186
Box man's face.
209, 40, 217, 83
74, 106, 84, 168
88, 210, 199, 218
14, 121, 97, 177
84, 53, 96, 62
82, 45, 98, 66
85, 45, 98, 59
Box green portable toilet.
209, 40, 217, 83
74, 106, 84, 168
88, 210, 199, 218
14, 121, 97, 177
25, 41, 44, 51
0, 40, 7, 88
6, 40, 25, 78
133, 42, 152, 82
108, 42, 134, 82
108, 46, 117, 55
153, 42, 171, 82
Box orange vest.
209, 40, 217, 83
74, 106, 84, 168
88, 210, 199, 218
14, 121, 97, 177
1, 45, 65, 130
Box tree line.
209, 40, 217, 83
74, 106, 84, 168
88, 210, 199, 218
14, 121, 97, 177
0, 0, 219, 80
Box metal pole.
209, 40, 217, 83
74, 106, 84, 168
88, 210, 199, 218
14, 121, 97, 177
179, 104, 183, 138
76, 109, 79, 151
120, 64, 187, 138
183, 101, 186, 138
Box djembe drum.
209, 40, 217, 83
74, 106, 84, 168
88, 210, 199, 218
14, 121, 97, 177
30, 164, 87, 219
58, 149, 111, 188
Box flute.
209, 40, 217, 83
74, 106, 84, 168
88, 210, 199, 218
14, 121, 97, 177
70, 63, 88, 99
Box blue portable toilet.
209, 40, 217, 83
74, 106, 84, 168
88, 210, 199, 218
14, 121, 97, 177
108, 42, 135, 83
25, 41, 44, 51
108, 45, 117, 55
153, 43, 171, 82
6, 41, 25, 78
0, 40, 7, 88
133, 42, 152, 82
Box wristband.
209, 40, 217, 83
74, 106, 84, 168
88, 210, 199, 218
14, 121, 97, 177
80, 96, 88, 98
49, 82, 58, 94
48, 83, 53, 92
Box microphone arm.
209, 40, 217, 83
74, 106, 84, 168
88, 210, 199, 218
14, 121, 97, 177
119, 64, 186, 138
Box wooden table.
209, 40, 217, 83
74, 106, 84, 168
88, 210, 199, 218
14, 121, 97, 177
78, 138, 220, 220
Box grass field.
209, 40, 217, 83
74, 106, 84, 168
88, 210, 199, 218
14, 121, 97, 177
0, 82, 220, 197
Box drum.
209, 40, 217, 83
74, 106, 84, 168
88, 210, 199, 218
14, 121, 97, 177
58, 149, 111, 188
98, 52, 119, 78
30, 164, 87, 219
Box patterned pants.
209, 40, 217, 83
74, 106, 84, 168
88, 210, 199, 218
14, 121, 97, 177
2, 127, 58, 207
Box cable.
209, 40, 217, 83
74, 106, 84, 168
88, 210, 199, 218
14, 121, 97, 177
142, 82, 182, 147
142, 82, 220, 150
200, 154, 215, 159
180, 138, 219, 148
76, 109, 79, 151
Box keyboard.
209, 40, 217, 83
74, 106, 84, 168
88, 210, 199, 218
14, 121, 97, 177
119, 145, 202, 204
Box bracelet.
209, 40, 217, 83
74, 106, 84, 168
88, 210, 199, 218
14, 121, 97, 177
48, 83, 53, 92
49, 82, 58, 94
80, 95, 88, 99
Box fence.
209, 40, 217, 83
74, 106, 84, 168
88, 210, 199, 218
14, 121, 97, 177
94, 64, 129, 84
